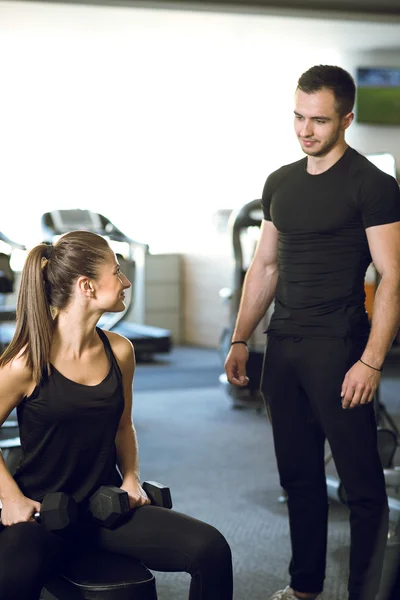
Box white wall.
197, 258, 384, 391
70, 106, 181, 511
0, 2, 399, 255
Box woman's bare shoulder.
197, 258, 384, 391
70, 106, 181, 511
0, 350, 35, 413
1, 349, 32, 379
101, 329, 135, 366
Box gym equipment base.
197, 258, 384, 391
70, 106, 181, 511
326, 474, 400, 536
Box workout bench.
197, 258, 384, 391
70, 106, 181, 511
41, 550, 157, 600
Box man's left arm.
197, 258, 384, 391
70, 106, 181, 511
341, 221, 400, 409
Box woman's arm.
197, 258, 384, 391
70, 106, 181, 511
0, 357, 41, 524
105, 331, 150, 508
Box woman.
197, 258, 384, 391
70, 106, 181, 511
0, 231, 233, 600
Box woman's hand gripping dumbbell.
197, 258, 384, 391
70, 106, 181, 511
88, 481, 173, 529
0, 492, 78, 532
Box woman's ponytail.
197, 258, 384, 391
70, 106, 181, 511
0, 244, 54, 384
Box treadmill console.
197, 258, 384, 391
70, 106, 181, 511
50, 209, 103, 234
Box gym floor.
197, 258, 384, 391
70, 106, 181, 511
134, 345, 400, 600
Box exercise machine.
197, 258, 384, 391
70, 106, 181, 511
0, 233, 26, 470
40, 209, 172, 361
325, 381, 400, 539
325, 242, 400, 535
0, 231, 26, 353
218, 199, 271, 410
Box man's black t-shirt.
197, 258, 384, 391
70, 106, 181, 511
261, 147, 400, 338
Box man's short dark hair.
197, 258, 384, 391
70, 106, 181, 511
297, 65, 356, 116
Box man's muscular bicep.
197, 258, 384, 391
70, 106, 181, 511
252, 219, 279, 273
366, 221, 400, 278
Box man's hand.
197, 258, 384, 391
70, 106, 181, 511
224, 344, 250, 387
120, 480, 151, 509
341, 360, 381, 409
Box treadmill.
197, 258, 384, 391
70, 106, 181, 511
0, 231, 26, 353
40, 209, 172, 360
0, 231, 25, 450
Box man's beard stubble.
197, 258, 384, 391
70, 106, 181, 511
301, 128, 341, 158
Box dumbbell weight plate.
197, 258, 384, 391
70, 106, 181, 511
40, 492, 78, 531
89, 485, 130, 528
142, 481, 173, 509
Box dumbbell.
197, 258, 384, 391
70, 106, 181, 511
0, 491, 78, 532
88, 480, 172, 529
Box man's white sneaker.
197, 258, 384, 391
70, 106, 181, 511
268, 588, 298, 600
268, 587, 321, 600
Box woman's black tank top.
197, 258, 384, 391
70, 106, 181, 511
13, 328, 124, 503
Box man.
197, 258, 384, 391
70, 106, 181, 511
225, 65, 400, 600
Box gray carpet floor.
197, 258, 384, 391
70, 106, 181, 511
134, 347, 400, 600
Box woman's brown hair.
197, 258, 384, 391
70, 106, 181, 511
0, 230, 111, 385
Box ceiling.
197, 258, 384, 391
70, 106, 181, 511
20, 0, 400, 19
3, 0, 398, 57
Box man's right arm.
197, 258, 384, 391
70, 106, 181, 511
225, 219, 278, 386
231, 219, 279, 342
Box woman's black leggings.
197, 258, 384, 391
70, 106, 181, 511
0, 504, 233, 600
